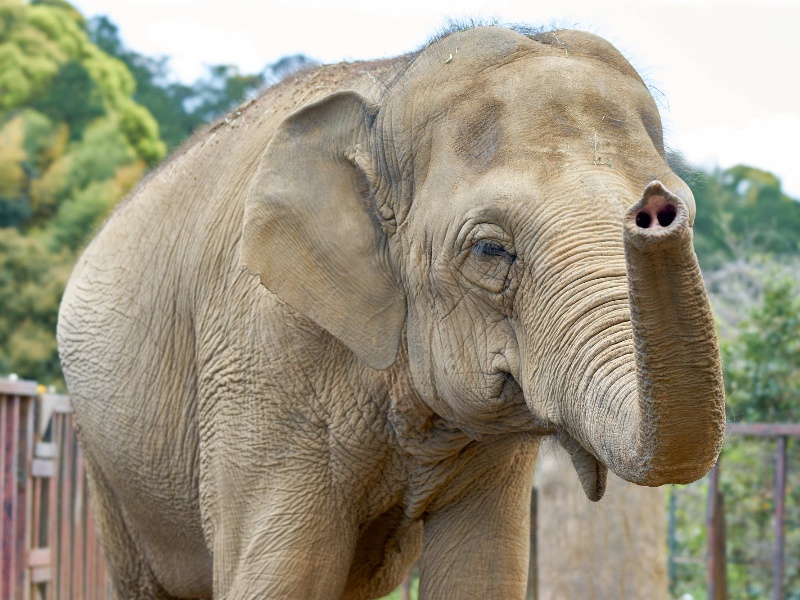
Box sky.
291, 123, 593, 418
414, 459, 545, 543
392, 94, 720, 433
70, 0, 800, 199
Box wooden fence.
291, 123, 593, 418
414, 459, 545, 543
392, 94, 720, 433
0, 378, 108, 600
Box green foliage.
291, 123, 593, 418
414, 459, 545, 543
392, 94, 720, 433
0, 2, 305, 383
0, 0, 162, 383
0, 113, 28, 226
32, 60, 104, 139
669, 269, 800, 599
0, 0, 82, 109
673, 157, 800, 271
28, 116, 139, 227
724, 275, 800, 422
716, 273, 800, 596
668, 483, 708, 598
0, 0, 165, 166
0, 228, 71, 383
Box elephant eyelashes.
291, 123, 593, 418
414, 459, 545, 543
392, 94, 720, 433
463, 239, 516, 295
473, 240, 513, 259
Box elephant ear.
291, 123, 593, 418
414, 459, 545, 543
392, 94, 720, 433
241, 91, 406, 370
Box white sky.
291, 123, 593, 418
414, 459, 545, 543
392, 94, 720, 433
71, 0, 800, 199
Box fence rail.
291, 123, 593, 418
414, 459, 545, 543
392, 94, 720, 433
0, 379, 108, 600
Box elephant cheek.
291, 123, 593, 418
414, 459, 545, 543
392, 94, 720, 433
404, 307, 437, 404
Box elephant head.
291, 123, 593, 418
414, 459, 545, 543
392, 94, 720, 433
241, 27, 726, 501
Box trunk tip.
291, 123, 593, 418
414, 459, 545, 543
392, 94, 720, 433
625, 181, 690, 247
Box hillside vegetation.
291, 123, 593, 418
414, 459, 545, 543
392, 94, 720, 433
0, 0, 311, 381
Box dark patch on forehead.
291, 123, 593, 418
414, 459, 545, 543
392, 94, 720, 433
449, 97, 506, 170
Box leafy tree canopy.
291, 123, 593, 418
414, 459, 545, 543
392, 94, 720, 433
671, 157, 800, 270
723, 273, 800, 422
0, 2, 315, 384
86, 15, 316, 149
0, 0, 165, 164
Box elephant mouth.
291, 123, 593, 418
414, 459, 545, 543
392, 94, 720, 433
496, 375, 606, 500
557, 431, 608, 501
488, 371, 606, 500
469, 372, 556, 437
472, 374, 607, 500
498, 373, 556, 435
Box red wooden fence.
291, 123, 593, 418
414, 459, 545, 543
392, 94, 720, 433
0, 378, 108, 600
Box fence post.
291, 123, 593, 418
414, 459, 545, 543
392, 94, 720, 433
706, 460, 727, 600
668, 486, 677, 594
526, 486, 537, 600
400, 572, 411, 600
1, 379, 38, 600
773, 436, 787, 600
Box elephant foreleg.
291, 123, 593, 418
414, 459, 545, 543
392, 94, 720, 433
211, 497, 359, 599
83, 459, 180, 600
417, 437, 538, 600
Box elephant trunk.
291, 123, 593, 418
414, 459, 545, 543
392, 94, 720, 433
575, 181, 726, 489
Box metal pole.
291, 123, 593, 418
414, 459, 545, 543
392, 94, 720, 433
400, 572, 411, 600
668, 486, 677, 594
707, 460, 727, 600
526, 487, 538, 600
773, 436, 787, 600
707, 461, 718, 600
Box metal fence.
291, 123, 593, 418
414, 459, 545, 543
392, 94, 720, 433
668, 424, 800, 600
0, 379, 108, 600
708, 424, 800, 600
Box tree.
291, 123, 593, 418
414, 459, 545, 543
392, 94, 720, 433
0, 228, 71, 382
32, 60, 105, 140
671, 154, 800, 272
0, 0, 165, 384
0, 0, 165, 165
723, 274, 800, 423
86, 15, 317, 150
0, 113, 29, 227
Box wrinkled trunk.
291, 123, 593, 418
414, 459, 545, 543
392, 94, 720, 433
566, 181, 726, 493
558, 181, 725, 500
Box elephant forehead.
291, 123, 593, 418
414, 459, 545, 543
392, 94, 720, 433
415, 58, 660, 180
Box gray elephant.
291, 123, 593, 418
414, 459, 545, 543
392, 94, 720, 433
57, 25, 725, 599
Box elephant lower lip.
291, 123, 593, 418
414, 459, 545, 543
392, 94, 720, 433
557, 431, 608, 501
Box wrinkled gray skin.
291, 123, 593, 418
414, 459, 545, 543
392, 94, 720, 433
58, 26, 725, 599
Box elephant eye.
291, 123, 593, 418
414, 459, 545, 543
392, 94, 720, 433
473, 240, 512, 259
462, 230, 516, 295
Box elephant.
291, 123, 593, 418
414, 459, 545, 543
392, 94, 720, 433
57, 25, 726, 600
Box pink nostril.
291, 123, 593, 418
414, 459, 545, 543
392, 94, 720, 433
635, 195, 678, 229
